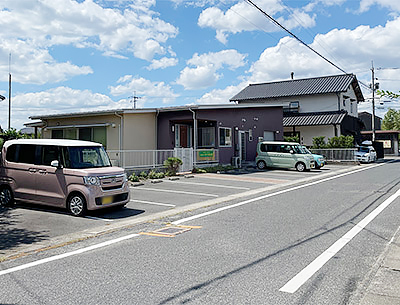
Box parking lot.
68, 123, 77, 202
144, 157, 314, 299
0, 163, 359, 260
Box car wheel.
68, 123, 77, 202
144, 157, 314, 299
295, 162, 306, 172
257, 160, 267, 170
67, 193, 86, 217
0, 186, 14, 207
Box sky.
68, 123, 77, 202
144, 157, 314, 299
1, 0, 400, 130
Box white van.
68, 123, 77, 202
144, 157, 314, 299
0, 139, 130, 216
256, 141, 315, 172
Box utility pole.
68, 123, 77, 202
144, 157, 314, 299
8, 53, 11, 130
371, 61, 376, 142
130, 91, 141, 109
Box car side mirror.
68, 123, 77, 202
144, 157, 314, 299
51, 160, 62, 168
290, 150, 294, 154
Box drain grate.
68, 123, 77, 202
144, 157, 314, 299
140, 225, 201, 238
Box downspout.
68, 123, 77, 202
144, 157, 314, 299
336, 93, 341, 111
188, 108, 197, 165
155, 109, 159, 149
114, 112, 123, 167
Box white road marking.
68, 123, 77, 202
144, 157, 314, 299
0, 233, 140, 276
172, 162, 386, 225
163, 180, 250, 190
279, 187, 400, 294
135, 187, 218, 197
85, 216, 114, 222
0, 162, 388, 278
130, 199, 176, 207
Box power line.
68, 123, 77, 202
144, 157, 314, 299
246, 0, 347, 74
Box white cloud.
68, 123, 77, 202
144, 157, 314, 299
358, 0, 400, 13
0, 86, 120, 130
198, 0, 316, 44
109, 75, 179, 104
196, 83, 247, 104
0, 0, 178, 84
147, 57, 179, 70
176, 50, 247, 90
199, 16, 400, 107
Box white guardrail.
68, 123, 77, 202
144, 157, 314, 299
310, 148, 357, 161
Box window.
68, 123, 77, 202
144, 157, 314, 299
51, 127, 107, 147
6, 144, 36, 164
39, 146, 59, 166
219, 127, 232, 147
283, 101, 299, 113
198, 127, 215, 147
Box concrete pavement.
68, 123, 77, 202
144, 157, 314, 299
359, 225, 400, 305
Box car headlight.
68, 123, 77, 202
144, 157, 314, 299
83, 176, 100, 186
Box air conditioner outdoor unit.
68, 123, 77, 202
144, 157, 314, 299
231, 156, 241, 168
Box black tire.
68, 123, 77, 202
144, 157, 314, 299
67, 193, 86, 217
257, 160, 267, 170
295, 162, 306, 172
0, 186, 15, 207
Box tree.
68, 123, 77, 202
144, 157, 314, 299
377, 90, 400, 99
381, 108, 400, 130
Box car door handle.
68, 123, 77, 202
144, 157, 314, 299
29, 168, 37, 173
38, 170, 47, 174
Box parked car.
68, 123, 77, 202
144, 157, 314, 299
302, 146, 326, 169
0, 139, 130, 216
355, 146, 377, 163
256, 141, 315, 172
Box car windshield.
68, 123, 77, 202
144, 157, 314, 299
301, 146, 312, 154
65, 146, 111, 169
293, 145, 308, 154
359, 147, 370, 153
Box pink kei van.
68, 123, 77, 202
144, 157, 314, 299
0, 139, 130, 216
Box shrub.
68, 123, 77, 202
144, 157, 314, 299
312, 136, 326, 149
139, 171, 148, 179
284, 135, 300, 143
129, 173, 140, 182
148, 170, 165, 179
326, 135, 354, 148
164, 157, 183, 176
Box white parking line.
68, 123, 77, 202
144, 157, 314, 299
130, 199, 176, 207
85, 216, 114, 222
279, 187, 400, 294
163, 180, 250, 190
0, 233, 141, 276
135, 187, 218, 197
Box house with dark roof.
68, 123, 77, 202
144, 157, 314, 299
230, 74, 365, 146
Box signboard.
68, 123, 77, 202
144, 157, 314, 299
197, 150, 215, 161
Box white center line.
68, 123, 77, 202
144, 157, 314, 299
279, 187, 400, 294
163, 180, 250, 190
130, 199, 176, 207
136, 187, 218, 197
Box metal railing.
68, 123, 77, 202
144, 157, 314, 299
107, 149, 174, 169
107, 148, 220, 171
310, 148, 357, 161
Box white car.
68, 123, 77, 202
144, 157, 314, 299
356, 146, 377, 163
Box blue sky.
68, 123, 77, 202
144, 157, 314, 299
1, 0, 400, 129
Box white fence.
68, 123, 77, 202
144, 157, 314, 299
107, 149, 175, 170
310, 148, 357, 161
107, 148, 220, 172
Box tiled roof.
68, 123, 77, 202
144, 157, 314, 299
283, 111, 347, 127
230, 74, 364, 102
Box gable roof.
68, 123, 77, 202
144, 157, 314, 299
230, 74, 364, 102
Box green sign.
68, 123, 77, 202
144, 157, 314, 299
198, 150, 215, 160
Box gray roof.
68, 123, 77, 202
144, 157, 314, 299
283, 111, 347, 127
230, 74, 364, 102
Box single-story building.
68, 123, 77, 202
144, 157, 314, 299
157, 104, 285, 165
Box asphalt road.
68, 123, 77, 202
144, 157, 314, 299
1, 160, 400, 304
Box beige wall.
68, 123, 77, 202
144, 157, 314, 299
284, 125, 337, 146
122, 112, 157, 150
41, 112, 156, 151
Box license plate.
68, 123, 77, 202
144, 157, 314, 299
102, 196, 113, 205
